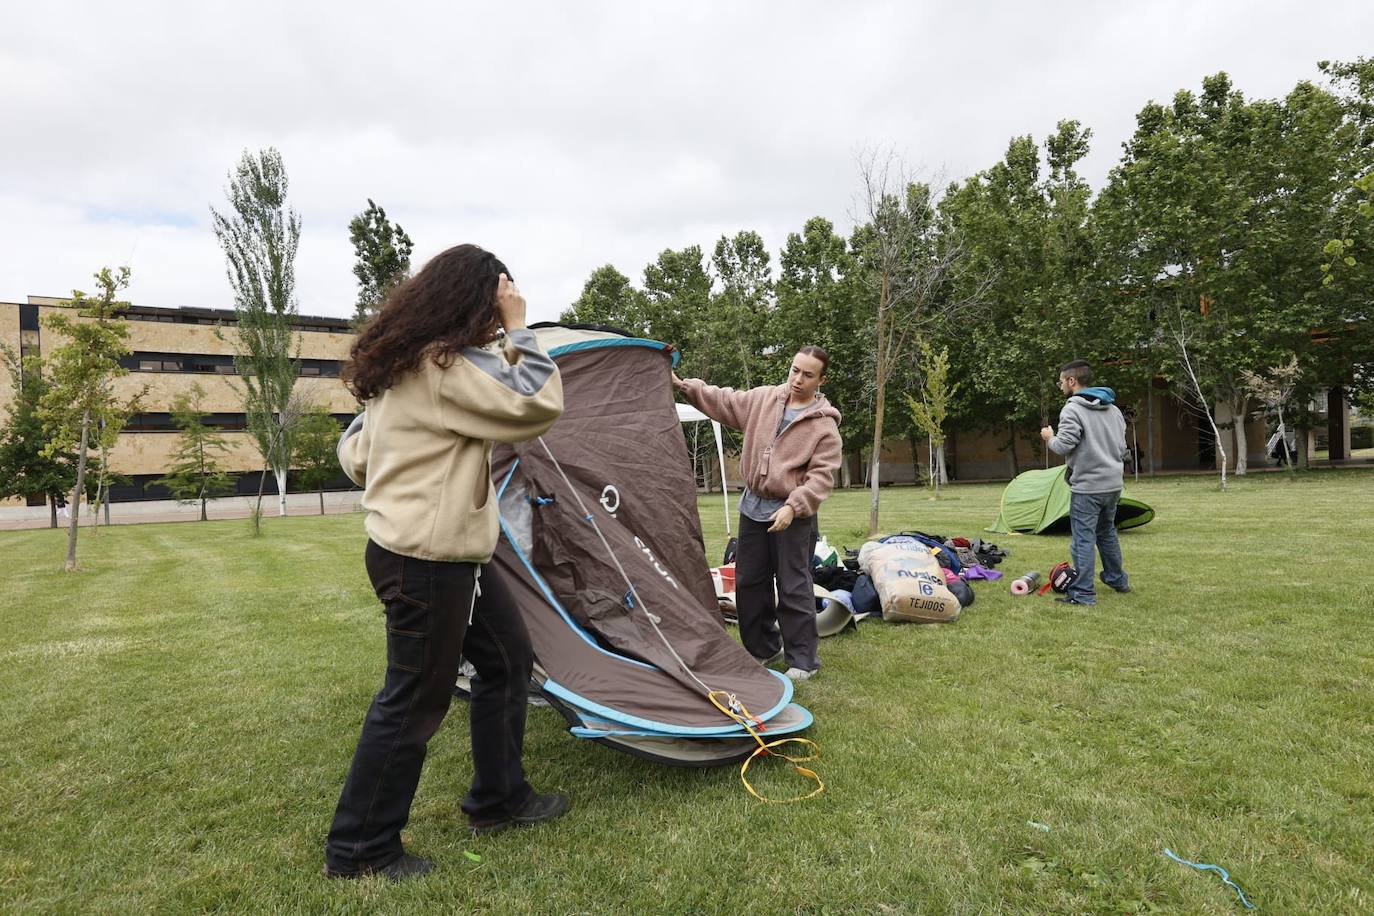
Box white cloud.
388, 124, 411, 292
2, 0, 1371, 322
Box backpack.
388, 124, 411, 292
1037, 562, 1078, 595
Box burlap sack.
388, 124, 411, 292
860, 541, 962, 623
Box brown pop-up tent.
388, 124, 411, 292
481, 325, 812, 766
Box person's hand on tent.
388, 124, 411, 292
768, 504, 795, 532
671, 371, 687, 391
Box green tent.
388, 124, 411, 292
988, 465, 1155, 534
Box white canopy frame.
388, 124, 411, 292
676, 403, 731, 537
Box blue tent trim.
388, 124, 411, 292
548, 337, 681, 367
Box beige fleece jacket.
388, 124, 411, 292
679, 380, 842, 518
338, 329, 563, 562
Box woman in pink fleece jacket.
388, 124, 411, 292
673, 347, 842, 680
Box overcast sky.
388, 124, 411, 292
3, 1, 1371, 323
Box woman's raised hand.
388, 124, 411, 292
496, 273, 527, 332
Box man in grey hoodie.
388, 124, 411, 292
1040, 360, 1131, 605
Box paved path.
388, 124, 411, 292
0, 492, 365, 531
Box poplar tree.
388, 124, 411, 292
211, 148, 302, 518
349, 199, 414, 324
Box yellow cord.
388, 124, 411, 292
709, 690, 824, 803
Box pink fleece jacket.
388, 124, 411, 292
679, 380, 843, 518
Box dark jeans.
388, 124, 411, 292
735, 513, 820, 671
1067, 490, 1129, 605
325, 540, 535, 873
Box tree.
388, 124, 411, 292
940, 122, 1098, 478
349, 198, 414, 325
560, 265, 649, 332
294, 407, 343, 515
853, 151, 986, 534
1242, 356, 1302, 469
210, 148, 303, 518
1095, 73, 1357, 476
641, 246, 714, 378
0, 346, 75, 528
708, 231, 773, 390
904, 342, 958, 497
154, 383, 237, 521
772, 217, 871, 486
1165, 305, 1229, 490
38, 267, 139, 570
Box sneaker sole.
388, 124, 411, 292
470, 801, 569, 836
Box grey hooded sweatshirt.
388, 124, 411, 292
1046, 386, 1127, 494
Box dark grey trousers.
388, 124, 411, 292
735, 514, 820, 671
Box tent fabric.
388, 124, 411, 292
485, 327, 803, 755
988, 465, 1155, 535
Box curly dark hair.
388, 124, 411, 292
343, 244, 512, 401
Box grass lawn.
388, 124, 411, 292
1, 470, 1372, 913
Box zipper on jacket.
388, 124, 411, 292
469, 566, 482, 626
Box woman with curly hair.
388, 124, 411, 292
324, 245, 567, 881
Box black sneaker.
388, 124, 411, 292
470, 792, 569, 836
1099, 573, 1131, 593
323, 852, 433, 882
1054, 596, 1094, 605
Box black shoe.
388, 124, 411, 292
323, 852, 433, 882
1054, 596, 1094, 605
1099, 573, 1131, 593
470, 792, 569, 836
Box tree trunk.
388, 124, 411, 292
1277, 406, 1294, 470
1146, 384, 1156, 478
65, 410, 90, 571
868, 385, 886, 536
253, 463, 269, 535
1131, 415, 1140, 484
319, 486, 325, 515
1231, 394, 1249, 476
276, 467, 289, 516
49, 497, 57, 529
868, 284, 889, 537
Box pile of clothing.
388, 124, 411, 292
817, 531, 1010, 624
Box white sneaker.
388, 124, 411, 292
784, 667, 817, 681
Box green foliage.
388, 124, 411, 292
941, 121, 1094, 437
761, 217, 874, 477
641, 246, 714, 377
0, 345, 75, 511
905, 342, 958, 494
905, 342, 958, 447
348, 198, 413, 324
560, 264, 649, 332
210, 148, 302, 509
154, 383, 237, 520
707, 231, 772, 390
293, 407, 343, 514
39, 267, 142, 566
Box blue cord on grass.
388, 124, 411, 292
1164, 848, 1255, 909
